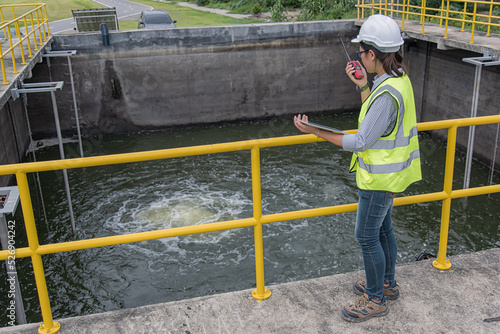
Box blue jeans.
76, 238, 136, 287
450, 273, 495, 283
355, 189, 397, 302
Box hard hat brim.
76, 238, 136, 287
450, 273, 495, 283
350, 37, 403, 53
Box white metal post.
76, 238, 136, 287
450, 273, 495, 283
461, 54, 500, 190
11, 82, 77, 234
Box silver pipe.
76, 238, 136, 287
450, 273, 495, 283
463, 63, 482, 190
462, 53, 500, 190
67, 55, 84, 158
51, 91, 76, 235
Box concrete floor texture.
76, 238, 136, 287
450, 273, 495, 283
1, 248, 499, 334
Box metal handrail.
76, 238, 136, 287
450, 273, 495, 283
0, 115, 499, 333
0, 3, 50, 85
357, 0, 500, 43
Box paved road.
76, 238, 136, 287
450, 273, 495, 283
49, 0, 153, 34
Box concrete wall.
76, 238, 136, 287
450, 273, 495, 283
11, 20, 500, 171
0, 99, 30, 186
26, 21, 361, 138
405, 40, 500, 166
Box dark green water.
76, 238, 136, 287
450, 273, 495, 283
1, 112, 499, 326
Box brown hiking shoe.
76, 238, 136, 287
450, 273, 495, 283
353, 280, 400, 300
341, 293, 389, 323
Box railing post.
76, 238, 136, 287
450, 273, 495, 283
250, 147, 271, 301
1, 48, 7, 84
402, 0, 407, 29
487, 0, 493, 36
43, 4, 51, 37
23, 16, 33, 58
35, 8, 43, 45
16, 172, 60, 333
14, 21, 27, 65
433, 126, 457, 270
6, 27, 18, 74
470, 2, 477, 44
461, 2, 467, 31
421, 0, 427, 33
439, 0, 445, 27
0, 5, 5, 84
444, 0, 450, 38
421, 0, 426, 25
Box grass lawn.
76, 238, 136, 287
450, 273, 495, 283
1, 0, 261, 28
119, 0, 261, 29
1, 0, 104, 21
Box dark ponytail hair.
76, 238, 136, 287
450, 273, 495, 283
360, 42, 408, 77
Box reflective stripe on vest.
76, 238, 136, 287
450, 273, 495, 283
358, 149, 421, 174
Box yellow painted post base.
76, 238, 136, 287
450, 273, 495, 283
39, 322, 60, 334
252, 288, 271, 302
432, 258, 452, 270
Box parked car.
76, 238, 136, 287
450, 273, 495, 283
138, 10, 176, 29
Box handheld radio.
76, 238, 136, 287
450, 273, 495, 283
339, 37, 364, 80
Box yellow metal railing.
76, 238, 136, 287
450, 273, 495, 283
0, 3, 50, 85
357, 0, 500, 44
1, 115, 500, 333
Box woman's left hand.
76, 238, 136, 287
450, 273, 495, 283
294, 114, 316, 135
345, 62, 368, 88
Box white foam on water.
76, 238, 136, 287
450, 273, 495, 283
100, 186, 253, 244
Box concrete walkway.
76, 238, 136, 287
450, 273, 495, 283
159, 1, 252, 19
2, 248, 499, 333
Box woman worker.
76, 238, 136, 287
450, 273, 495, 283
294, 14, 422, 322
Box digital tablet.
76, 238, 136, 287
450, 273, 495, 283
298, 120, 348, 135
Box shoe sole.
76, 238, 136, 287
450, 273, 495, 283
341, 306, 390, 323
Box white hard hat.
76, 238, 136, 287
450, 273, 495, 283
351, 14, 404, 53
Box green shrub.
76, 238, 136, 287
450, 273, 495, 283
231, 0, 255, 13
283, 0, 301, 8
196, 0, 210, 6
323, 4, 343, 20
251, 2, 263, 14
265, 0, 276, 7
298, 0, 355, 21
298, 0, 327, 21
271, 0, 287, 21
494, 6, 500, 16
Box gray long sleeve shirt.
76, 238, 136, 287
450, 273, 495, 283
342, 73, 398, 153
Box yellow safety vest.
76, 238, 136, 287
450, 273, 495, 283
349, 74, 422, 193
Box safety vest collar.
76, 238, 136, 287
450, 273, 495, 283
370, 72, 394, 93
